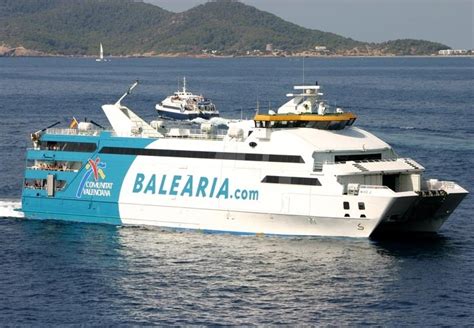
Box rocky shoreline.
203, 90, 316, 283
0, 45, 49, 57
1, 45, 471, 58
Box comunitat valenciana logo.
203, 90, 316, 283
76, 158, 113, 198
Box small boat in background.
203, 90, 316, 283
155, 77, 219, 120
95, 43, 108, 62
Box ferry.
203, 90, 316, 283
155, 77, 219, 120
20, 81, 468, 237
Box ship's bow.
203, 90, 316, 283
372, 180, 468, 237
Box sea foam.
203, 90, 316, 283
0, 200, 24, 218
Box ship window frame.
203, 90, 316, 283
24, 178, 67, 191
261, 175, 321, 186
99, 147, 305, 164
40, 141, 97, 153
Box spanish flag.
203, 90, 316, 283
69, 117, 78, 129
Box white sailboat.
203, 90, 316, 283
95, 43, 108, 62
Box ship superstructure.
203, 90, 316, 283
21, 82, 468, 237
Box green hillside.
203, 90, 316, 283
0, 0, 67, 18
376, 39, 449, 55
0, 0, 172, 55
155, 1, 364, 53
0, 0, 449, 56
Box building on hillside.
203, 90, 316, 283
438, 49, 453, 55
439, 49, 468, 55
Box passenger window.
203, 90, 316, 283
343, 201, 350, 210
358, 202, 365, 210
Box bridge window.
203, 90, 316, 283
255, 120, 352, 130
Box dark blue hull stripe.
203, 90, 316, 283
156, 109, 219, 120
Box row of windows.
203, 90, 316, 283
261, 175, 321, 186
41, 141, 97, 152
335, 153, 382, 163
255, 118, 356, 131
99, 147, 305, 163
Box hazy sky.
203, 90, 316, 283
145, 0, 473, 49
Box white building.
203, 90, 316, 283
439, 49, 468, 55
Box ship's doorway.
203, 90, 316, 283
383, 174, 399, 192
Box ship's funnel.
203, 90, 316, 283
102, 104, 163, 138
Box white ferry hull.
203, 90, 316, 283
119, 204, 382, 237
118, 188, 465, 237
21, 188, 465, 238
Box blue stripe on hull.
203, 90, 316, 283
22, 196, 122, 225
157, 109, 199, 120
23, 211, 120, 225
156, 109, 219, 120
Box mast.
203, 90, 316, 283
183, 77, 187, 93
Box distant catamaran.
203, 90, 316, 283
96, 43, 108, 62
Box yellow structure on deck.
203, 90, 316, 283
254, 112, 357, 130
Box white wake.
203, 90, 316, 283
0, 199, 24, 218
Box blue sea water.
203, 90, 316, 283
0, 57, 472, 325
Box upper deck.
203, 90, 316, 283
43, 124, 228, 141
253, 84, 357, 130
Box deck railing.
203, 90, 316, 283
45, 127, 228, 140
46, 128, 102, 136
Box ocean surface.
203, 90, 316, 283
0, 57, 472, 325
